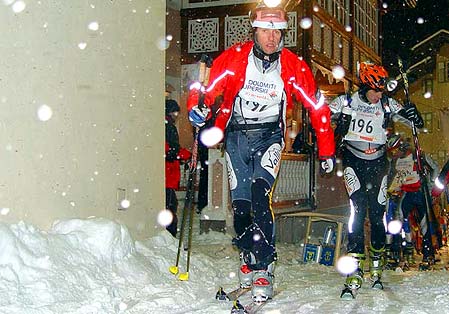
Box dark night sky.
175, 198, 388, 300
381, 0, 449, 72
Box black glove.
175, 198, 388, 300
404, 102, 418, 119
335, 107, 352, 137
402, 102, 424, 128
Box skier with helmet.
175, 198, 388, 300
187, 2, 335, 302
329, 62, 424, 298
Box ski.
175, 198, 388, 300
230, 290, 279, 314
371, 278, 384, 290
216, 286, 251, 301
340, 284, 359, 300
230, 298, 270, 314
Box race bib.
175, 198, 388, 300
344, 101, 386, 144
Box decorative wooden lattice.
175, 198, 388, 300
323, 24, 332, 57
342, 38, 350, 69
333, 32, 342, 64
187, 12, 298, 52
224, 15, 252, 49
188, 18, 219, 53
313, 16, 321, 52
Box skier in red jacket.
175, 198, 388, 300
187, 2, 335, 302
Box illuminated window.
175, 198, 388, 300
354, 0, 378, 53
422, 79, 433, 94
437, 61, 449, 82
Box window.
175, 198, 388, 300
437, 61, 449, 82
422, 79, 433, 95
354, 0, 378, 53
437, 151, 448, 167
422, 112, 433, 133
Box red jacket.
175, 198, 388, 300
187, 41, 335, 158
165, 143, 191, 189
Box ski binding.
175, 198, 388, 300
216, 286, 251, 302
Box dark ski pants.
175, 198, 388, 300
401, 190, 433, 258
165, 188, 178, 237
225, 127, 282, 266
343, 151, 388, 254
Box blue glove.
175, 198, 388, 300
188, 105, 210, 128
320, 157, 335, 175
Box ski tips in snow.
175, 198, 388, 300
340, 276, 384, 300
231, 298, 269, 314
371, 277, 384, 290
215, 287, 229, 301
169, 265, 179, 275
340, 284, 357, 300
231, 300, 246, 314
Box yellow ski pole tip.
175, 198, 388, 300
169, 266, 179, 275
178, 272, 189, 281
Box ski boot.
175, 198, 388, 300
402, 243, 415, 270
384, 247, 400, 270
369, 246, 385, 289
419, 255, 435, 271
251, 262, 274, 302
238, 251, 255, 288
340, 253, 365, 299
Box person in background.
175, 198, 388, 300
432, 158, 449, 246
387, 136, 440, 270
165, 99, 191, 237
329, 62, 424, 296
432, 158, 449, 198
384, 134, 407, 268
186, 2, 335, 302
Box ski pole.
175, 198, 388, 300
169, 169, 190, 276
397, 57, 436, 256
178, 131, 199, 281
170, 54, 212, 280
179, 54, 212, 281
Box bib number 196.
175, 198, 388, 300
351, 118, 373, 134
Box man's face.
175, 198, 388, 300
366, 89, 383, 104
255, 28, 282, 55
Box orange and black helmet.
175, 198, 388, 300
359, 62, 389, 91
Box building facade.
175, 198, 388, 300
393, 29, 449, 167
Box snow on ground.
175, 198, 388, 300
0, 217, 449, 314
